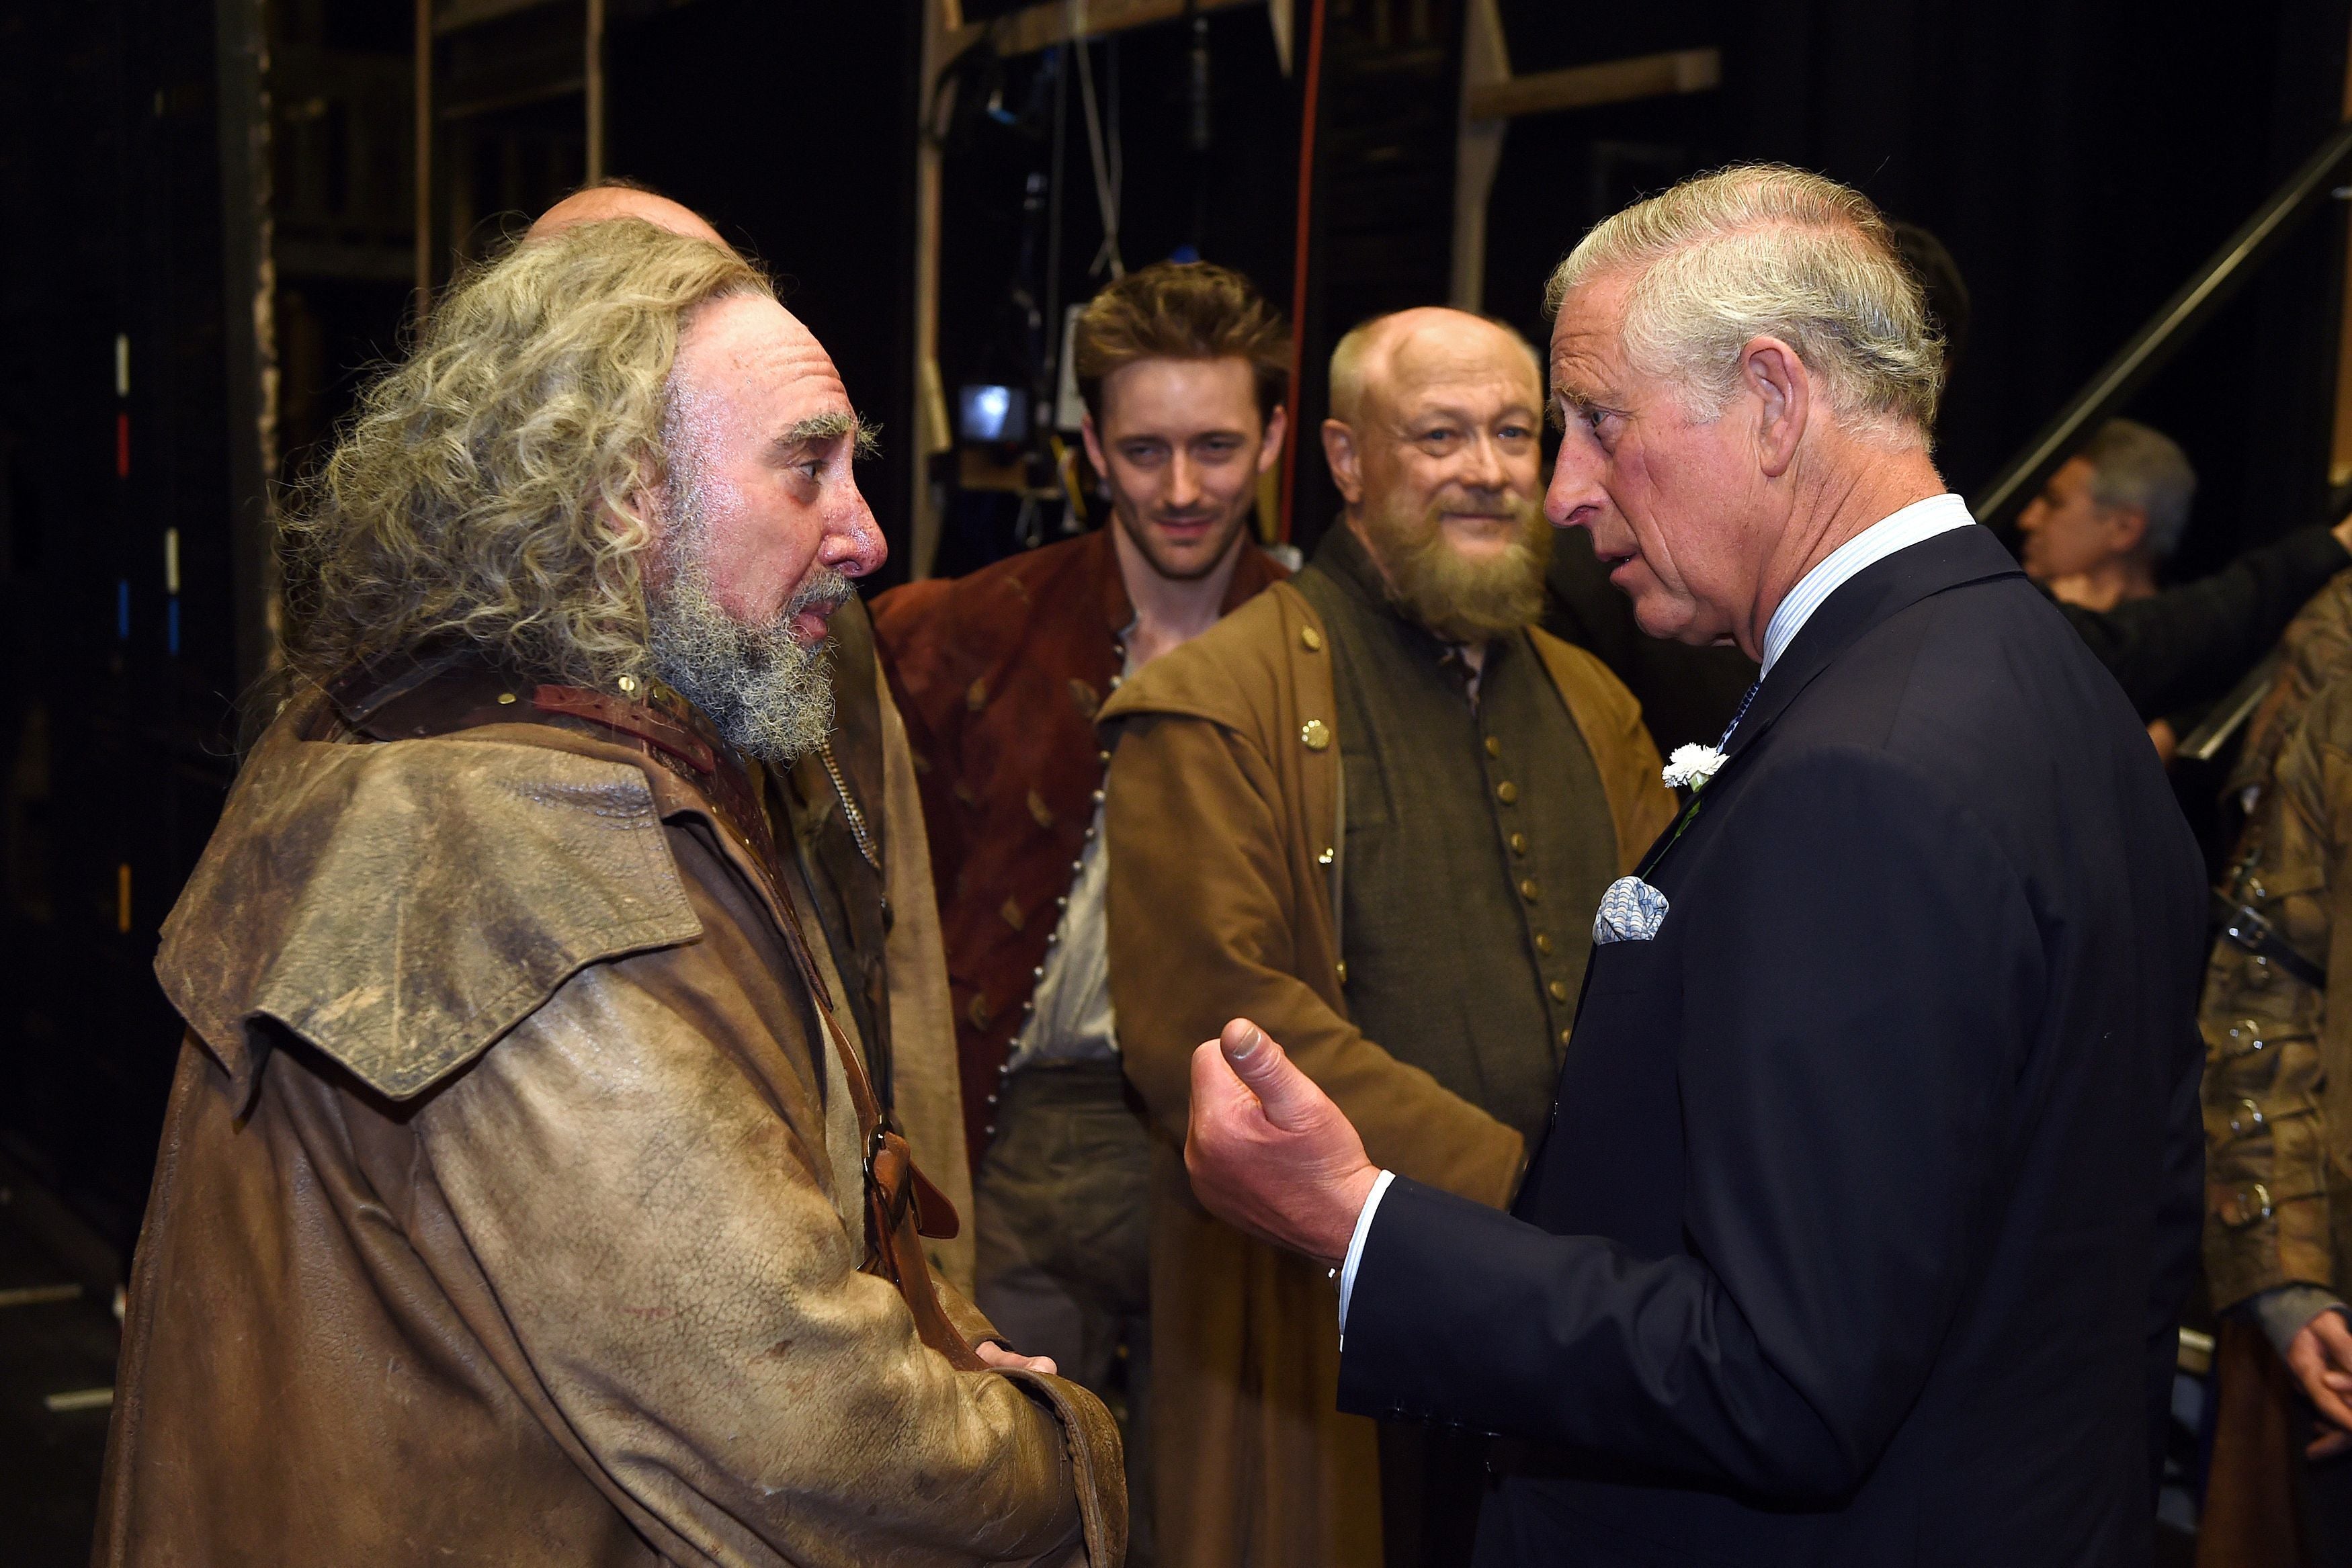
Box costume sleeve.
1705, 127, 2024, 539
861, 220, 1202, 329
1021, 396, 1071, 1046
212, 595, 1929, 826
1336, 748, 2056, 1500
2057, 525, 2350, 719
1534, 633, 1680, 871
871, 581, 972, 909
1105, 708, 1524, 1207
875, 662, 978, 1296
2201, 681, 2343, 1312
413, 906, 1087, 1567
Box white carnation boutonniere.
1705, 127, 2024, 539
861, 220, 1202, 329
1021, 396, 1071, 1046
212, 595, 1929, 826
1661, 742, 1728, 792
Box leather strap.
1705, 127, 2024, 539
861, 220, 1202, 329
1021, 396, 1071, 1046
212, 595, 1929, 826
2216, 897, 2328, 991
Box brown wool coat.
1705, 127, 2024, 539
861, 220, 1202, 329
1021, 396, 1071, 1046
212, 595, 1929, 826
95, 689, 1114, 1567
1098, 581, 1675, 1568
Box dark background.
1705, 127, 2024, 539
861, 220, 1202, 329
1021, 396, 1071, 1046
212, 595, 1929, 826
5, 0, 2347, 1293
0, 1, 2346, 1555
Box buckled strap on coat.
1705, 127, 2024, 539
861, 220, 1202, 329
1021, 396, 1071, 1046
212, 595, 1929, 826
2217, 898, 2328, 991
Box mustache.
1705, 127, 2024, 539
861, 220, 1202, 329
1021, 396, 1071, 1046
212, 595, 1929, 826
1431, 487, 1537, 519
788, 567, 854, 624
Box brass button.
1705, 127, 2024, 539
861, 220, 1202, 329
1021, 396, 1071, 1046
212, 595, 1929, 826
496, 692, 517, 705
617, 674, 639, 695
1534, 932, 1554, 955
1519, 879, 1540, 903
1509, 832, 1528, 855
1301, 625, 1325, 652
1549, 979, 1570, 1002
1316, 846, 1335, 867
1301, 719, 1333, 751
1496, 781, 1518, 803
1336, 959, 1349, 984
1484, 736, 1502, 758
1559, 1029, 1572, 1046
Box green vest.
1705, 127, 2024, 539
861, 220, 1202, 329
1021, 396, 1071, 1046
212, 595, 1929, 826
1293, 525, 1620, 1141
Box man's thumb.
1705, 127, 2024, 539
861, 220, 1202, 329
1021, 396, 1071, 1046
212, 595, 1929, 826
1221, 1018, 1308, 1118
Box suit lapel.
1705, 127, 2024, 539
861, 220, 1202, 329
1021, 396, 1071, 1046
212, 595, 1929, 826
1727, 526, 2022, 763
1630, 527, 2021, 884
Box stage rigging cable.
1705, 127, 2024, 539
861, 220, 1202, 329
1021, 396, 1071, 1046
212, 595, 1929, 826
1279, 0, 1328, 544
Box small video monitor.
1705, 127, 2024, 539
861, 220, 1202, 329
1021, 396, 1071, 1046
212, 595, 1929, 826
958, 384, 1030, 445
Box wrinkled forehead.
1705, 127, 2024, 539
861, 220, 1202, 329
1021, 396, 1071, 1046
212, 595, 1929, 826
1546, 272, 1635, 399
1378, 318, 1541, 414
672, 294, 850, 424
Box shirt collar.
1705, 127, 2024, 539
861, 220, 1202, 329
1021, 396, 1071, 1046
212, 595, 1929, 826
1759, 492, 1976, 677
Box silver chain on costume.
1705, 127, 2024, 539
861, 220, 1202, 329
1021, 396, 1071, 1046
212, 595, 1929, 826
818, 738, 880, 872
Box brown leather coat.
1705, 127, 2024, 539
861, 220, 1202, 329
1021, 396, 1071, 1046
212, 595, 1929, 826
872, 528, 1287, 1169
95, 680, 1117, 1567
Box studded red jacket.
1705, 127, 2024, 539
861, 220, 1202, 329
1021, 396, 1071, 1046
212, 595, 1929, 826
872, 527, 1288, 1170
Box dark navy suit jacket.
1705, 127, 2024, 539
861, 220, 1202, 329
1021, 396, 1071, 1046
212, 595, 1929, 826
1337, 527, 2207, 1567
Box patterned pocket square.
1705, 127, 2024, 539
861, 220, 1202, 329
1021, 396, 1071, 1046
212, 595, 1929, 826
1593, 875, 1669, 944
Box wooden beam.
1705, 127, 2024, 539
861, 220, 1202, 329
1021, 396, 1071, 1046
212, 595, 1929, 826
1449, 0, 1509, 311
433, 0, 560, 36
216, 0, 284, 689
1466, 46, 1720, 123
415, 0, 432, 310
584, 0, 605, 182
2330, 7, 2352, 489
911, 0, 962, 578
990, 0, 1261, 58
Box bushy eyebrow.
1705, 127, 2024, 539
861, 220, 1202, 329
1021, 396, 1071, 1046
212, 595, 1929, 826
774, 410, 882, 462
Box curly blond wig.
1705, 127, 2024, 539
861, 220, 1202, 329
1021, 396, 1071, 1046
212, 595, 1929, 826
281, 219, 771, 687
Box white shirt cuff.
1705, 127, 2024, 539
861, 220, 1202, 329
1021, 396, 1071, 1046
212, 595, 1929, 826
1337, 1169, 1397, 1342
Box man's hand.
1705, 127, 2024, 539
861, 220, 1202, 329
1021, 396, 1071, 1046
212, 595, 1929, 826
975, 1342, 1059, 1377
2288, 1311, 2352, 1458
1185, 1018, 1381, 1269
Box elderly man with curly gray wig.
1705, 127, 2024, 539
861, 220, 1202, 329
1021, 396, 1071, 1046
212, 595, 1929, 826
1182, 164, 2206, 1567
94, 218, 1124, 1568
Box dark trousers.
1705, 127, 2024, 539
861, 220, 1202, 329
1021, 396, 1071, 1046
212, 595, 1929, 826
975, 1061, 1155, 1565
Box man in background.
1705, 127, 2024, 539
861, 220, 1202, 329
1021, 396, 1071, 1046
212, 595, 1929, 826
1100, 306, 1673, 1568
876, 259, 1293, 1564
2018, 417, 2197, 611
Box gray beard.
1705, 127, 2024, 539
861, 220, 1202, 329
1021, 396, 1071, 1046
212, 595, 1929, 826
646, 493, 842, 767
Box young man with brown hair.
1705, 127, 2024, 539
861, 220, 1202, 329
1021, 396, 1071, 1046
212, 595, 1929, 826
873, 259, 1292, 1561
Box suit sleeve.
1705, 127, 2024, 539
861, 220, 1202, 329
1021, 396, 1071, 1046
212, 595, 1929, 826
1336, 747, 2045, 1501
2058, 526, 2349, 719
1105, 708, 1525, 1207
413, 907, 1085, 1565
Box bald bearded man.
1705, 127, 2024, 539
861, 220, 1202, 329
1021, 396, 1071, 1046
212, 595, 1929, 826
1097, 308, 1675, 1568
528, 181, 978, 1295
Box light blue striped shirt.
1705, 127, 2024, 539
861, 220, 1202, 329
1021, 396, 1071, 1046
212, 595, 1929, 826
1759, 492, 1977, 677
